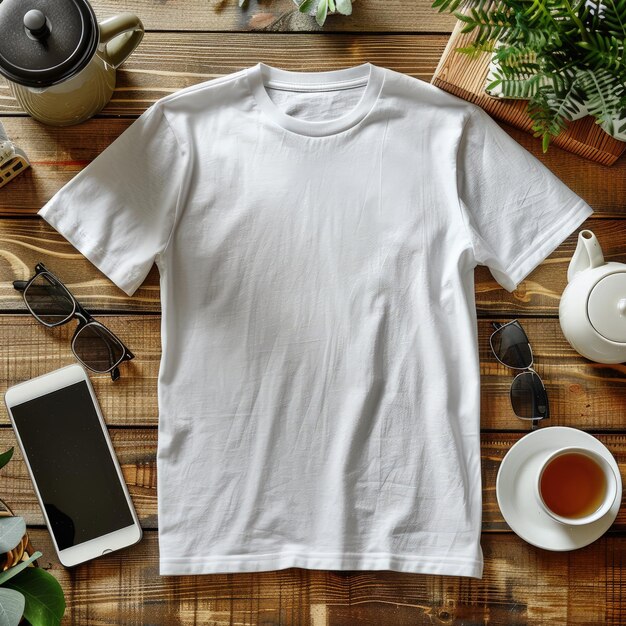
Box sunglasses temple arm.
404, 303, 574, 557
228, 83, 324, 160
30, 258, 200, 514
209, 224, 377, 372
13, 280, 28, 292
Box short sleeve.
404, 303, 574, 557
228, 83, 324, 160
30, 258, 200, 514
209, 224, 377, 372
456, 107, 593, 292
38, 103, 186, 296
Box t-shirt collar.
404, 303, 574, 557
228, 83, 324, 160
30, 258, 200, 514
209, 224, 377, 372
245, 61, 385, 138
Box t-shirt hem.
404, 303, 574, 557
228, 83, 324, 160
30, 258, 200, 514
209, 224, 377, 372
159, 552, 484, 578
38, 201, 142, 297
493, 198, 593, 292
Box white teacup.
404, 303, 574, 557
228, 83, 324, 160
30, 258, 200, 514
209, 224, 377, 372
535, 446, 618, 526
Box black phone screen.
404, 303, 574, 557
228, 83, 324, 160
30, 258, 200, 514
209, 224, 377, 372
11, 381, 135, 550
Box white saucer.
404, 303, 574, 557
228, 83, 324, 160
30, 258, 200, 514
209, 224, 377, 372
496, 426, 622, 551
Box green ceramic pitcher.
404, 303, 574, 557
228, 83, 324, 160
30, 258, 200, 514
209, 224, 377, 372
0, 0, 144, 126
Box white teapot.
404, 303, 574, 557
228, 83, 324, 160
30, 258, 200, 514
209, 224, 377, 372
559, 230, 626, 363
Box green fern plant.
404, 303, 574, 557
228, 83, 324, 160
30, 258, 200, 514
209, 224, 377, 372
432, 0, 626, 150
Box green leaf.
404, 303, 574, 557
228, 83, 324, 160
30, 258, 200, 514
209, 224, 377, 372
335, 0, 352, 15
0, 552, 43, 587
316, 0, 329, 25
599, 0, 626, 37
455, 40, 495, 57
0, 588, 25, 626
432, 0, 464, 12
0, 449, 13, 472
578, 32, 626, 72
4, 568, 65, 626
328, 0, 336, 11
579, 68, 624, 134
0, 518, 25, 554
298, 0, 315, 11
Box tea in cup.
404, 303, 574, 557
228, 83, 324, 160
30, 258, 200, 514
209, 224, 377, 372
536, 446, 618, 525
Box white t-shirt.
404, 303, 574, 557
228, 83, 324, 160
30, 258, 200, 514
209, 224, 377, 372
39, 62, 593, 578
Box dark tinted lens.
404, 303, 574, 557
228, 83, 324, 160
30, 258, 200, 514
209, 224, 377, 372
73, 323, 124, 373
511, 371, 549, 419
490, 322, 533, 369
23, 273, 74, 326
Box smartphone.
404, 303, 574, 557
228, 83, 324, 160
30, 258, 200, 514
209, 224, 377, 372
4, 364, 143, 567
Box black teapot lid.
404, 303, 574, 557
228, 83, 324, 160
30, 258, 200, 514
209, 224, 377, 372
0, 0, 98, 88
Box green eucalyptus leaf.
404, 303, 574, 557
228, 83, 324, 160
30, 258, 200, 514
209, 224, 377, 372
0, 588, 25, 626
0, 449, 14, 472
298, 0, 315, 11
328, 0, 336, 12
4, 568, 65, 626
0, 552, 43, 587
0, 518, 25, 554
335, 0, 352, 15
316, 0, 328, 25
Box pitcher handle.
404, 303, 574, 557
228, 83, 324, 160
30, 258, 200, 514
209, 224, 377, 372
99, 13, 144, 69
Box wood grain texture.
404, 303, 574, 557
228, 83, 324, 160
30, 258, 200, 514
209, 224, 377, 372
15, 528, 626, 625
0, 33, 448, 115
2, 219, 626, 315
0, 316, 623, 430
1, 428, 625, 533
431, 23, 626, 165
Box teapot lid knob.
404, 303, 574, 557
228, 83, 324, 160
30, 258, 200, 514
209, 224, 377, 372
23, 9, 49, 40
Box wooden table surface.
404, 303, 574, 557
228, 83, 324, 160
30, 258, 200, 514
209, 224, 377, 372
1, 1, 625, 624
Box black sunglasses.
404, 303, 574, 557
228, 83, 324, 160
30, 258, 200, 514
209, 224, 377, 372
489, 320, 550, 429
13, 263, 134, 381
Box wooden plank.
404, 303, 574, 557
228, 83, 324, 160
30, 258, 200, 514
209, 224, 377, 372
15, 528, 626, 625
431, 23, 626, 166
0, 33, 448, 115
0, 316, 624, 431
73, 0, 456, 34
1, 428, 625, 533
2, 219, 626, 315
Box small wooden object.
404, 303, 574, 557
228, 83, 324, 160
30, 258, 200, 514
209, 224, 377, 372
431, 22, 626, 166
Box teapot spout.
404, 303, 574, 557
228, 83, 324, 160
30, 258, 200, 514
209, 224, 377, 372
567, 230, 605, 282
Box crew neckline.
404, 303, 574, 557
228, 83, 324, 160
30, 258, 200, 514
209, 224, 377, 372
245, 62, 385, 138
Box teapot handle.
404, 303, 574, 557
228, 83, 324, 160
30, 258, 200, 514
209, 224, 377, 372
99, 14, 144, 69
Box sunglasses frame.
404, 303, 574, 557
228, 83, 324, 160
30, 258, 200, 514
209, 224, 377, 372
14, 263, 134, 381
489, 320, 550, 428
